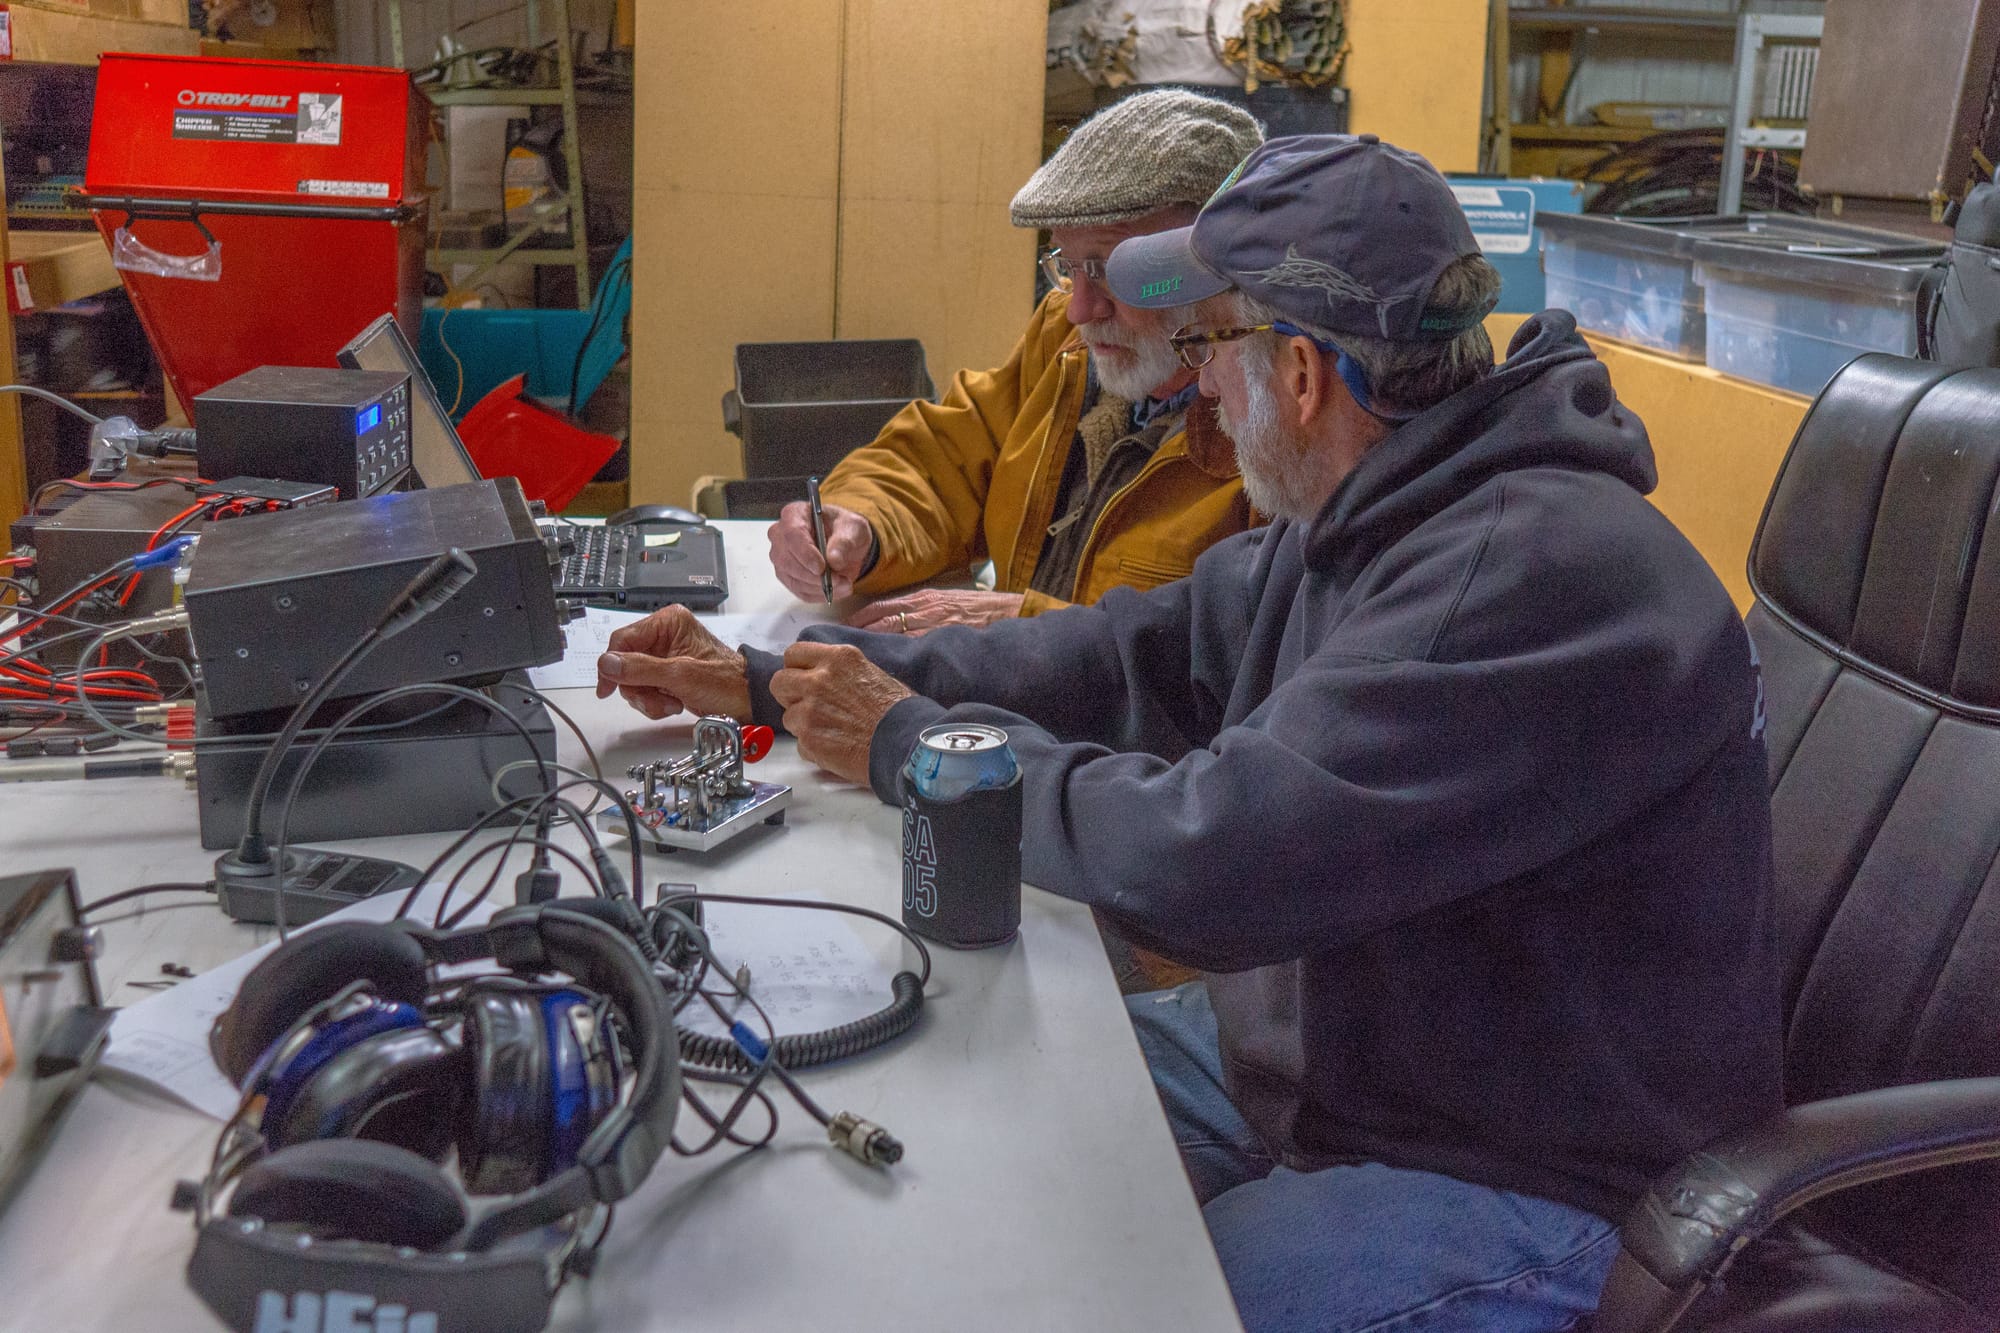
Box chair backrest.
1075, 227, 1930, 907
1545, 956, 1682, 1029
1747, 352, 2000, 1310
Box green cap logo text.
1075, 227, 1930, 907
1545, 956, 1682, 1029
1140, 276, 1183, 299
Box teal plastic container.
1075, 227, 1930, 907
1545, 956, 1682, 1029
419, 237, 631, 418
1448, 177, 1589, 315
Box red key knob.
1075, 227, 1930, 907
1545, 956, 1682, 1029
741, 725, 775, 762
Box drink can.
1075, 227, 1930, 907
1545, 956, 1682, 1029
899, 723, 1022, 948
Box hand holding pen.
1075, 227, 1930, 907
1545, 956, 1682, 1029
768, 490, 873, 604
807, 476, 834, 604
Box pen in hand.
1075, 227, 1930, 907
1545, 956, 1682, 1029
807, 475, 834, 603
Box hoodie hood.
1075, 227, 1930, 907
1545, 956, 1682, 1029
1303, 310, 1656, 579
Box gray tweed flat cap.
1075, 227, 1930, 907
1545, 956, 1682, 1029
1010, 89, 1265, 229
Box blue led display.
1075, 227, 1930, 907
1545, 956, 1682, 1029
357, 403, 382, 433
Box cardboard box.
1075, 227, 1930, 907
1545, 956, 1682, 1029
197, 0, 327, 47
10, 0, 187, 26
444, 104, 530, 213
3, 231, 119, 315
7, 4, 197, 63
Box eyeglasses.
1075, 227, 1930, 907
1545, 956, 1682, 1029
1167, 320, 1340, 370
1039, 248, 1108, 292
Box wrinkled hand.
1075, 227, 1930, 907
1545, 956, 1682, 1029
847, 588, 1025, 636
594, 604, 751, 721
769, 500, 873, 602
769, 641, 913, 784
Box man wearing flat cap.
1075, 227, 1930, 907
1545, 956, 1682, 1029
599, 133, 1782, 1330
756, 89, 1261, 635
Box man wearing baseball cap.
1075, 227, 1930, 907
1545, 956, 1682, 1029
759, 89, 1259, 637
597, 135, 1782, 1331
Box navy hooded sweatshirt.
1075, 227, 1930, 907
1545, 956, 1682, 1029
746, 312, 1785, 1220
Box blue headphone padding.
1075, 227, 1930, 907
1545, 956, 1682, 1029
252, 999, 425, 1138
542, 989, 616, 1177
457, 984, 615, 1195
270, 1024, 465, 1159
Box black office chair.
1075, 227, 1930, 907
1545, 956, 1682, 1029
1590, 354, 2000, 1332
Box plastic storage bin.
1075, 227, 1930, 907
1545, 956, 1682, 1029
1537, 214, 1939, 364
724, 339, 934, 479
1696, 241, 1941, 398
1539, 214, 1771, 358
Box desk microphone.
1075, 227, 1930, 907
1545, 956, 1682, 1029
213, 549, 480, 931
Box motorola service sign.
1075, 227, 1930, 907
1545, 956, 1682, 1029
1451, 183, 1537, 256
1448, 177, 1587, 314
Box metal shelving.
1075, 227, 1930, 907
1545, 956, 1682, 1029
390, 0, 592, 308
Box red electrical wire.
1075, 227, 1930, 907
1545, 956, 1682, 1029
117, 498, 214, 608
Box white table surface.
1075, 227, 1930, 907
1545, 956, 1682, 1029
0, 519, 1243, 1333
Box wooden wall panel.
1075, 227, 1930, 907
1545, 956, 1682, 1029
833, 0, 1043, 395
631, 1, 842, 506
1346, 0, 1487, 172
632, 0, 1044, 507
1487, 313, 1809, 612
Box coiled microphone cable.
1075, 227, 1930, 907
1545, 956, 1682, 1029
651, 890, 931, 1072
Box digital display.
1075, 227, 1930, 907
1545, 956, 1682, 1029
357, 403, 382, 433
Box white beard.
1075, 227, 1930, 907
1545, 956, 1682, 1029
1084, 333, 1184, 401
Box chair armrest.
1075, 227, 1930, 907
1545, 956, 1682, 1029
1592, 1076, 2000, 1333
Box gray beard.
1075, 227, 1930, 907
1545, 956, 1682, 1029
1231, 374, 1318, 522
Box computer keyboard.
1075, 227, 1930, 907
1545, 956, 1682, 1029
557, 525, 630, 592
546, 520, 728, 610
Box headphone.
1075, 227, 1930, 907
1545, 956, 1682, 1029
182, 902, 679, 1333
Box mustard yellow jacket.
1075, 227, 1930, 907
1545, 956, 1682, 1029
822, 290, 1254, 615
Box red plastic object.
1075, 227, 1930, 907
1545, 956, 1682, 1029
740, 726, 775, 762
455, 374, 619, 511
84, 53, 427, 410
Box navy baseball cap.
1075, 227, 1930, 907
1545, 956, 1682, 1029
1105, 134, 1491, 342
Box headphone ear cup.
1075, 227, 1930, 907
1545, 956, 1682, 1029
229, 1139, 467, 1250
456, 986, 555, 1195
268, 1025, 466, 1158
212, 923, 429, 1087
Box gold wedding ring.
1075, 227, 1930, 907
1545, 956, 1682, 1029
897, 611, 910, 633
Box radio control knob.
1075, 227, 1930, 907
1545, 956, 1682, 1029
51, 926, 102, 964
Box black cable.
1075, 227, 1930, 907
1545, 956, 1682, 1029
438, 835, 604, 930
666, 890, 934, 987
657, 891, 930, 1072
272, 680, 556, 936
516, 685, 638, 894
1580, 128, 1811, 219
667, 976, 789, 1156
675, 973, 927, 1073
77, 881, 215, 917
670, 1074, 780, 1155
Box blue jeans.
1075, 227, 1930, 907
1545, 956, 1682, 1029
1128, 983, 1620, 1333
